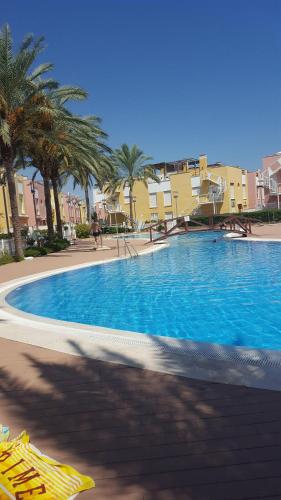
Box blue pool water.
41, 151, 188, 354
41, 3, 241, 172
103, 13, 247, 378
7, 232, 281, 349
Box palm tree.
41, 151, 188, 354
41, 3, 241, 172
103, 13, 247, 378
110, 144, 159, 227
64, 116, 113, 223
25, 89, 92, 239
0, 24, 57, 258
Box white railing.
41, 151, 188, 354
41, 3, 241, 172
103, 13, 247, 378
0, 238, 15, 256
198, 177, 226, 204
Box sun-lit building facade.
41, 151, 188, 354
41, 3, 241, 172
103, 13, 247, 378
246, 151, 281, 211
94, 154, 249, 226
0, 174, 87, 234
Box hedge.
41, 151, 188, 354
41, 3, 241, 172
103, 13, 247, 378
75, 223, 91, 238
102, 226, 133, 234
187, 209, 281, 226
0, 233, 12, 240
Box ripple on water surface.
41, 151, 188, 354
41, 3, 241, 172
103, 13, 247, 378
7, 232, 281, 349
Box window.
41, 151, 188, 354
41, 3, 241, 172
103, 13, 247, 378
164, 212, 173, 220
191, 176, 200, 187
231, 199, 235, 208
163, 191, 172, 206
124, 196, 130, 204
150, 212, 158, 222
242, 184, 247, 199
149, 193, 157, 208
192, 187, 200, 196
230, 182, 235, 199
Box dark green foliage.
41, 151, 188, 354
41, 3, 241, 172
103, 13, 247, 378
102, 226, 132, 234
75, 223, 91, 238
20, 226, 29, 238
46, 238, 70, 252
0, 233, 12, 240
24, 237, 69, 257
91, 211, 98, 222
0, 253, 15, 265
188, 211, 281, 226
239, 209, 281, 223
24, 247, 46, 257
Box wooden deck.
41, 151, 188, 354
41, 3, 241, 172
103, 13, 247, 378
1, 338, 281, 499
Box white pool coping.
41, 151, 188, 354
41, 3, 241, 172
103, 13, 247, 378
1, 237, 281, 391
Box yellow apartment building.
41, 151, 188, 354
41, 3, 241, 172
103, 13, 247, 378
94, 154, 249, 225
0, 174, 28, 233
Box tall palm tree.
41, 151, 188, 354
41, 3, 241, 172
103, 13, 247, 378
110, 144, 158, 227
64, 116, 113, 223
25, 89, 91, 238
0, 24, 57, 258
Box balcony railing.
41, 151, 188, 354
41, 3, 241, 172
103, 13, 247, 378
106, 204, 123, 213
198, 193, 224, 205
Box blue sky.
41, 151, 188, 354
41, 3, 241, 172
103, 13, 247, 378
2, 0, 281, 195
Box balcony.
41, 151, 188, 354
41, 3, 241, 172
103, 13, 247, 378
106, 204, 124, 213
198, 193, 224, 205
200, 171, 221, 185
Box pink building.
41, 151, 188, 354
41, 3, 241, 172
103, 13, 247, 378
61, 193, 84, 224
262, 152, 281, 208
247, 171, 265, 210
23, 178, 47, 229
247, 152, 281, 211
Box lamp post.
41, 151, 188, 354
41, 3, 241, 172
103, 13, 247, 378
78, 200, 82, 223
102, 200, 107, 225
30, 181, 39, 229
67, 193, 73, 239
173, 191, 179, 218
277, 184, 281, 210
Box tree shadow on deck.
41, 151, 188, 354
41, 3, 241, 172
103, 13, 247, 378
1, 337, 281, 499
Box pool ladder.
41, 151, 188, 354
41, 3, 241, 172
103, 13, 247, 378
116, 237, 138, 258
123, 238, 138, 258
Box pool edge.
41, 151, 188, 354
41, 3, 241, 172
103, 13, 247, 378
1, 239, 281, 391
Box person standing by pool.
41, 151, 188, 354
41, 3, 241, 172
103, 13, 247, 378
91, 220, 101, 246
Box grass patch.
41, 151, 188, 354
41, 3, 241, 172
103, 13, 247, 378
0, 253, 15, 265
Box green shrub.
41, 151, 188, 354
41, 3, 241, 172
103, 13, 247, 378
75, 223, 91, 238
47, 242, 64, 252
0, 252, 15, 265
238, 209, 281, 223
43, 246, 54, 254
102, 226, 132, 234
24, 247, 46, 257
20, 226, 29, 238
46, 238, 70, 252
0, 233, 12, 240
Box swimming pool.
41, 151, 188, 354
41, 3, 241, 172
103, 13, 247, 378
7, 232, 281, 349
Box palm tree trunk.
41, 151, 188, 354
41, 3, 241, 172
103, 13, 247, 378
2, 185, 10, 235
43, 175, 54, 239
85, 187, 90, 222
129, 189, 134, 228
51, 177, 63, 238
3, 152, 23, 259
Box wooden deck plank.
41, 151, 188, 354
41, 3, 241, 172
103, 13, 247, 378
1, 337, 281, 499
